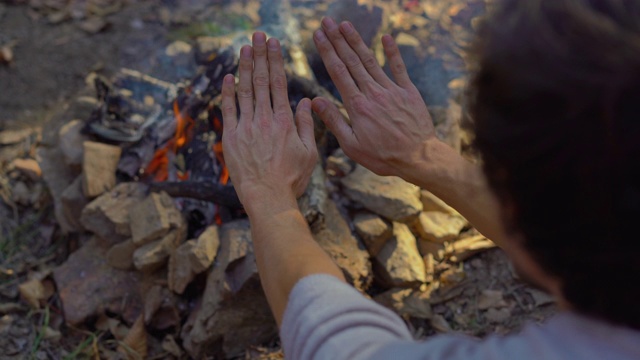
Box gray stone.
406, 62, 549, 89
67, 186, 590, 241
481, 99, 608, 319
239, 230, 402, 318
58, 120, 89, 167
130, 192, 183, 246
106, 240, 136, 270
341, 165, 422, 222
133, 230, 183, 272
168, 226, 220, 294
61, 176, 90, 232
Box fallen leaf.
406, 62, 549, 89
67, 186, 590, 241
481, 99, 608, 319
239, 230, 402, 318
117, 315, 147, 360
18, 279, 46, 309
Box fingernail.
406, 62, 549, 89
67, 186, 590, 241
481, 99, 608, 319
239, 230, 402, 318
322, 17, 337, 30
253, 32, 266, 45
299, 98, 311, 111
314, 29, 327, 42
267, 38, 279, 50
340, 21, 353, 34
224, 74, 235, 84
241, 45, 251, 58
381, 34, 394, 47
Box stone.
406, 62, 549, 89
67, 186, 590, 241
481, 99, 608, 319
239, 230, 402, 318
38, 147, 79, 234
412, 211, 467, 244
431, 314, 452, 333
11, 181, 31, 206
417, 239, 445, 258
106, 240, 136, 270
375, 223, 426, 288
477, 290, 507, 310
445, 235, 496, 263
10, 158, 41, 180
133, 230, 182, 272
420, 190, 458, 215
58, 120, 90, 167
168, 226, 220, 294
80, 182, 147, 244
313, 200, 372, 291
341, 165, 422, 222
190, 226, 220, 273
182, 220, 277, 359
82, 141, 122, 198
61, 176, 90, 232
130, 192, 183, 246
327, 0, 384, 46
165, 40, 192, 57
353, 212, 392, 256
143, 286, 180, 331
0, 128, 34, 145
374, 288, 433, 319
326, 148, 354, 177
52, 238, 142, 325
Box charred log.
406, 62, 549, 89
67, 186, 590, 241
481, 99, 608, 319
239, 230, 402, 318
149, 181, 242, 209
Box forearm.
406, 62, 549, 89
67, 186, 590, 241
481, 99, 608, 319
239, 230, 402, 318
245, 191, 346, 326
398, 138, 509, 247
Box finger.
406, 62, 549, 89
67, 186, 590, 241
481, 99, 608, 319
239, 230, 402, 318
312, 97, 357, 149
237, 45, 254, 121
295, 98, 316, 150
321, 17, 376, 90
382, 35, 412, 88
313, 28, 360, 98
339, 21, 394, 88
221, 74, 238, 129
267, 38, 291, 115
252, 31, 271, 115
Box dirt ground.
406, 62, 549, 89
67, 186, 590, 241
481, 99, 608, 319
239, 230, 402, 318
0, 0, 556, 358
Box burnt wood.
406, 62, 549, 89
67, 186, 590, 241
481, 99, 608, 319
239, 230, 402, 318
149, 181, 242, 209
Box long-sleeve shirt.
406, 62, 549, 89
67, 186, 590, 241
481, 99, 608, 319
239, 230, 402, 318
281, 274, 640, 360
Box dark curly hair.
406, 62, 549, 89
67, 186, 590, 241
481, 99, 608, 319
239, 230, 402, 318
470, 0, 640, 329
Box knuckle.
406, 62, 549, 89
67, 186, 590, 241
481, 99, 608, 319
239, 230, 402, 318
344, 54, 361, 68
253, 74, 269, 87
350, 95, 369, 114
330, 61, 349, 77
271, 74, 287, 90
392, 61, 407, 75
370, 89, 387, 104
361, 53, 378, 70
237, 87, 253, 98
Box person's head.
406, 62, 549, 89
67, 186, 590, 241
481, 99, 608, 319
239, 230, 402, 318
469, 0, 640, 329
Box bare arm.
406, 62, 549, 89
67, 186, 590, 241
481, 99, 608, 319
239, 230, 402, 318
220, 32, 345, 326
312, 18, 509, 247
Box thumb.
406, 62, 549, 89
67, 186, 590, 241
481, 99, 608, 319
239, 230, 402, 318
295, 98, 317, 150
311, 97, 356, 148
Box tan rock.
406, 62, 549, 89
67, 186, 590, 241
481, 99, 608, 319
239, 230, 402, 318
190, 226, 220, 273
417, 238, 445, 259
59, 120, 90, 167
445, 235, 496, 263
485, 308, 511, 323
133, 230, 182, 272
10, 158, 41, 180
52, 238, 142, 325
314, 200, 372, 291
168, 226, 220, 294
375, 223, 426, 288
107, 240, 136, 270
420, 190, 458, 215
0, 128, 35, 145
341, 165, 422, 221
80, 182, 147, 244
353, 212, 392, 256
61, 176, 90, 232
82, 141, 121, 198
413, 211, 467, 244
130, 192, 183, 246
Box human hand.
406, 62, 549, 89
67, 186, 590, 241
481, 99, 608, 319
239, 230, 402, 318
312, 17, 437, 177
221, 32, 318, 208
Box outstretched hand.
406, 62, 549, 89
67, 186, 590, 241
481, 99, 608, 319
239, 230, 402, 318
221, 32, 318, 208
312, 17, 436, 178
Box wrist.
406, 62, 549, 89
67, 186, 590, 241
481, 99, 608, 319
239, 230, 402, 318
240, 183, 299, 217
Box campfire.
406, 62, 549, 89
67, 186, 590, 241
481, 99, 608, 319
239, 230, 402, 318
0, 0, 540, 359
